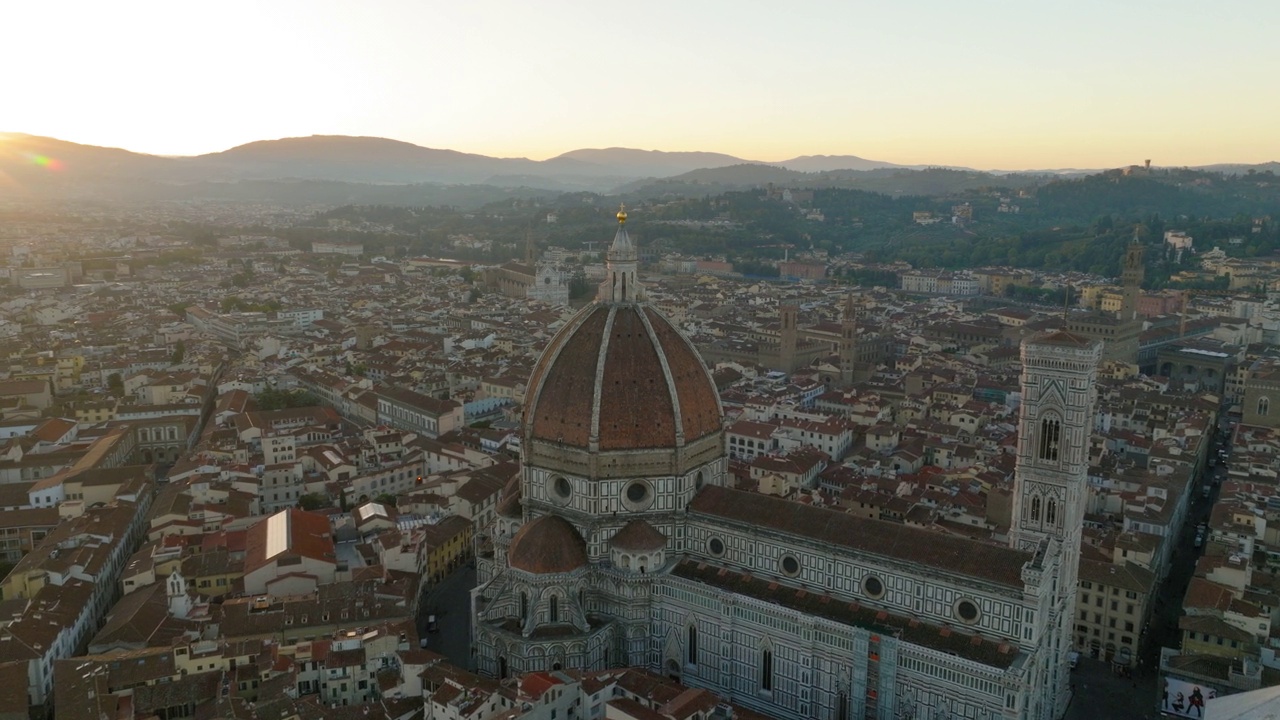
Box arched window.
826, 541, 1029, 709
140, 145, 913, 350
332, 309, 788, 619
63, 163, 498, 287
1260, 397, 1271, 417
838, 692, 849, 720
498, 656, 508, 679
688, 625, 698, 665
1038, 417, 1061, 462
519, 592, 528, 622
1030, 495, 1041, 523
549, 595, 559, 623
760, 648, 773, 692
1046, 498, 1057, 527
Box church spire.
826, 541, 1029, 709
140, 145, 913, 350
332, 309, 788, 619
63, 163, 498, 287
600, 204, 643, 303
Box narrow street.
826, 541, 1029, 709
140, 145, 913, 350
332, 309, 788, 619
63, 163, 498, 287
418, 565, 477, 671
1067, 421, 1228, 719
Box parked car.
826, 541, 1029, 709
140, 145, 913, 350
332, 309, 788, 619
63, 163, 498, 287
1195, 533, 1205, 548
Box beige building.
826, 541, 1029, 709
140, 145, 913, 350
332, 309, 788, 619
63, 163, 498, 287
1075, 558, 1156, 666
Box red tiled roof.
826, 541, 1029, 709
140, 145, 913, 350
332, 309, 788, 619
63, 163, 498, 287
244, 509, 335, 574
507, 515, 587, 575
525, 304, 721, 452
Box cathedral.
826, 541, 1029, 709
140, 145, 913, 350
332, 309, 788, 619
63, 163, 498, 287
471, 210, 1100, 720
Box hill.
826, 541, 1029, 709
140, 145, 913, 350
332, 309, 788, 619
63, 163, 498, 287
775, 154, 904, 172
549, 148, 751, 178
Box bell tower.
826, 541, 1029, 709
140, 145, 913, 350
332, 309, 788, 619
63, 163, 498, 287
838, 292, 858, 386
778, 302, 798, 372
1119, 238, 1144, 321
1011, 330, 1101, 719
1010, 330, 1100, 550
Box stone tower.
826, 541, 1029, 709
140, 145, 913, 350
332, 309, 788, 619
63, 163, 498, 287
778, 302, 798, 372
838, 292, 858, 386
1011, 330, 1101, 719
1120, 238, 1144, 321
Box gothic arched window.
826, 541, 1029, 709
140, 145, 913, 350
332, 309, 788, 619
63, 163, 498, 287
688, 625, 698, 665
760, 648, 773, 692
1038, 417, 1062, 462
1046, 498, 1057, 527
1260, 397, 1271, 417
1030, 495, 1041, 523
549, 595, 559, 623
519, 592, 528, 622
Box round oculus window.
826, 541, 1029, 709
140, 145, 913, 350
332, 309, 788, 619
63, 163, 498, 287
956, 598, 981, 624
862, 575, 885, 599
780, 555, 801, 577
625, 482, 649, 504
552, 476, 572, 502
708, 537, 725, 556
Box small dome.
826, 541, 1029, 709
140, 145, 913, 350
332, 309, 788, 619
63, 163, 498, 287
507, 515, 588, 574
609, 519, 667, 552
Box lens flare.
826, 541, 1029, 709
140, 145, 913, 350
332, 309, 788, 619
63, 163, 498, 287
24, 153, 62, 170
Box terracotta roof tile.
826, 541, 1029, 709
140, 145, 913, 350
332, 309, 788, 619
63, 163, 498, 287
507, 515, 587, 574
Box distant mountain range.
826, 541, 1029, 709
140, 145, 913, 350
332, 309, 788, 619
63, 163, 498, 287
0, 133, 910, 195
0, 132, 1275, 203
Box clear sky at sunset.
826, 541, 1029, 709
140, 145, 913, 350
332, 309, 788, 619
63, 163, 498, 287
6, 0, 1278, 169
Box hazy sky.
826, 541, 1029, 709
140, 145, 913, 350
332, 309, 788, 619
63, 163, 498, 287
6, 0, 1278, 169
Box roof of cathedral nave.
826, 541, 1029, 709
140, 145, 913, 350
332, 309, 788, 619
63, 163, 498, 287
690, 486, 1032, 588
507, 514, 588, 575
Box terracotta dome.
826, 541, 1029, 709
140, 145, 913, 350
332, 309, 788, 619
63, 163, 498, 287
507, 515, 588, 574
524, 303, 722, 452
609, 519, 667, 552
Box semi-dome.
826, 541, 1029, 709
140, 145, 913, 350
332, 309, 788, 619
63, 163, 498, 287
609, 519, 667, 551
507, 515, 588, 574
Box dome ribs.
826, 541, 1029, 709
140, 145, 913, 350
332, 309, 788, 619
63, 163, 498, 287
598, 307, 676, 450
529, 306, 609, 448
645, 307, 723, 443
